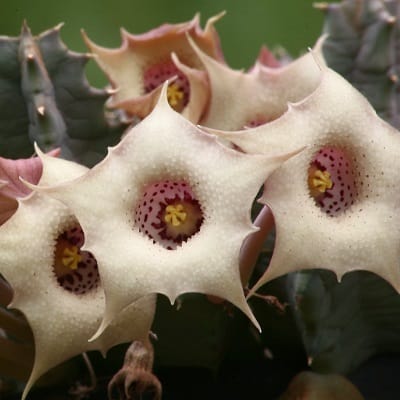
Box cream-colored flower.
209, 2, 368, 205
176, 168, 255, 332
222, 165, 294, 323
0, 152, 155, 399
83, 13, 224, 122
207, 65, 400, 296
30, 84, 300, 338
192, 37, 325, 130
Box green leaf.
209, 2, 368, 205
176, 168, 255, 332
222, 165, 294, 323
318, 0, 400, 128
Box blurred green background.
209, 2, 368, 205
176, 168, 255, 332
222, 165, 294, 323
1, 0, 328, 86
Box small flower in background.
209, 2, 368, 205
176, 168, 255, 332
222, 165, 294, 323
29, 84, 301, 339
209, 65, 400, 297
83, 13, 225, 123
193, 37, 325, 131
0, 151, 156, 399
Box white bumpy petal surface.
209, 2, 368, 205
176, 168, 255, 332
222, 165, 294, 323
210, 65, 400, 296
194, 36, 325, 131
0, 152, 156, 399
30, 84, 301, 338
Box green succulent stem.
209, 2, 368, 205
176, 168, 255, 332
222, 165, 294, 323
19, 22, 65, 151
317, 0, 400, 128
0, 22, 125, 165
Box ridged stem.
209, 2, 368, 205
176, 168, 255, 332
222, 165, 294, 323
239, 205, 274, 286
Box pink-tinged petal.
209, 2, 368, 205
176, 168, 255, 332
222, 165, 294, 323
0, 152, 156, 399
211, 65, 400, 296
118, 12, 224, 60
0, 150, 60, 225
30, 83, 302, 337
111, 53, 209, 123
82, 13, 224, 122
169, 52, 210, 122
0, 149, 59, 199
194, 37, 325, 131
253, 45, 281, 69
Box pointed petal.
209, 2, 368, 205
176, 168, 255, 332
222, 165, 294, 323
83, 14, 223, 121
0, 149, 60, 225
30, 84, 300, 334
0, 149, 59, 199
110, 53, 209, 123
0, 155, 155, 398
170, 52, 209, 122
214, 67, 400, 295
195, 36, 325, 131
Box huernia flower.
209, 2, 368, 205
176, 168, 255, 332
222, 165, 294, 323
207, 64, 400, 296
29, 84, 302, 338
83, 13, 225, 122
0, 151, 156, 399
193, 37, 325, 130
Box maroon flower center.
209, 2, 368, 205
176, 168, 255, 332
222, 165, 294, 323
134, 180, 203, 250
53, 224, 100, 294
143, 60, 190, 112
308, 146, 357, 216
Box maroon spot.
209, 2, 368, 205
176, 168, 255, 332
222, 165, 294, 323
134, 180, 203, 250
308, 146, 357, 216
53, 224, 100, 295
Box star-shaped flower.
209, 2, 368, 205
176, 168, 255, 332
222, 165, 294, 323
192, 37, 325, 130
30, 84, 300, 337
207, 65, 400, 296
0, 152, 155, 399
83, 13, 224, 122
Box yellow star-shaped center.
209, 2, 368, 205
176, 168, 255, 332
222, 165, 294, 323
62, 246, 82, 270
164, 204, 187, 227
309, 169, 333, 193
167, 83, 184, 108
